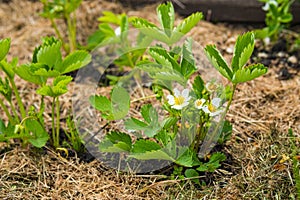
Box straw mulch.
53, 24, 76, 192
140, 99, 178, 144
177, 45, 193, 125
0, 0, 299, 199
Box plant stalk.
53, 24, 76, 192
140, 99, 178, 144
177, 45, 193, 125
0, 99, 14, 124
51, 97, 56, 147
9, 77, 26, 119
56, 97, 60, 148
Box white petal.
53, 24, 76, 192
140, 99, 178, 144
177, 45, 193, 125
167, 95, 175, 105
114, 27, 121, 36
173, 88, 180, 97
210, 109, 223, 117
202, 105, 210, 114
212, 98, 221, 107
195, 99, 206, 109
172, 104, 183, 110
182, 89, 189, 98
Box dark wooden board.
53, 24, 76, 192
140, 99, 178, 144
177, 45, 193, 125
119, 0, 300, 23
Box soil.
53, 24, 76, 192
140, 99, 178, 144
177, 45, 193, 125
0, 0, 299, 199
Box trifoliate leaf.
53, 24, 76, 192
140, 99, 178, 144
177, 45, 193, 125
157, 1, 175, 37
204, 45, 232, 80
231, 63, 267, 83
0, 38, 11, 61
59, 50, 91, 74
111, 86, 130, 120
231, 32, 255, 72
25, 118, 49, 148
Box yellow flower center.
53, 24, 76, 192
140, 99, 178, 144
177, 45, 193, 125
195, 100, 204, 107
174, 96, 185, 105
208, 104, 217, 112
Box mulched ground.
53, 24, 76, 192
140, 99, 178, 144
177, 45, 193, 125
0, 0, 299, 199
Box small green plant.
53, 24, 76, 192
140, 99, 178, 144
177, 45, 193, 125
63, 113, 84, 152
40, 0, 82, 53
255, 0, 294, 42
0, 38, 49, 147
89, 24, 267, 179
0, 36, 91, 149
87, 2, 202, 71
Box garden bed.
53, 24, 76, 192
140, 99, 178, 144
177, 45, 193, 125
0, 0, 299, 199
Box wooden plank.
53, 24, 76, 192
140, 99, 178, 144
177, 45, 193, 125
119, 0, 300, 23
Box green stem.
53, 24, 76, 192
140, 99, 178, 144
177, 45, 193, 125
9, 77, 26, 119
0, 99, 14, 124
225, 83, 237, 113
9, 101, 20, 123
38, 96, 45, 126
51, 97, 56, 147
50, 18, 69, 53
66, 13, 76, 52
56, 97, 60, 148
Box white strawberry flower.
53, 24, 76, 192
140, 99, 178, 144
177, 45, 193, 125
202, 97, 223, 117
167, 88, 191, 110
262, 0, 278, 11
194, 98, 206, 109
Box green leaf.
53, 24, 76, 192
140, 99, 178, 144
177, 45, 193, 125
149, 46, 180, 72
98, 11, 122, 25
125, 117, 148, 131
36, 75, 72, 97
197, 152, 226, 172
0, 59, 16, 79
111, 86, 130, 120
171, 12, 202, 43
184, 169, 200, 185
132, 18, 170, 44
132, 139, 161, 153
0, 119, 6, 135
13, 64, 45, 85
124, 105, 161, 137
99, 131, 132, 152
204, 45, 232, 80
231, 32, 255, 72
0, 38, 11, 61
36, 39, 62, 69
161, 117, 178, 129
141, 104, 152, 123
59, 50, 91, 74
89, 95, 111, 112
175, 148, 196, 167
129, 139, 173, 161
129, 148, 174, 161
25, 118, 49, 148
218, 120, 232, 144
232, 63, 268, 83
192, 75, 205, 99
157, 2, 175, 37
120, 14, 129, 41
181, 38, 196, 79
0, 77, 12, 101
